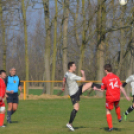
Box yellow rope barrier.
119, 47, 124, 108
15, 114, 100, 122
21, 80, 125, 100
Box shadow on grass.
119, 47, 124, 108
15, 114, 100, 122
65, 126, 88, 130
11, 121, 19, 123
74, 126, 88, 130
129, 120, 134, 122
100, 127, 121, 132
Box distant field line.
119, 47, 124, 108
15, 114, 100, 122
23, 86, 61, 90
20, 80, 125, 83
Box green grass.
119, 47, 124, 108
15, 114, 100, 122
1, 98, 133, 134
28, 89, 95, 96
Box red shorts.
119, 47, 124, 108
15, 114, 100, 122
105, 100, 119, 110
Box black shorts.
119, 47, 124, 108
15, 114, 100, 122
70, 85, 83, 105
6, 93, 19, 104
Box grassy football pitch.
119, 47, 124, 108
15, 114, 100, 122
0, 98, 134, 134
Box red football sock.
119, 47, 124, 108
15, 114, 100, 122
115, 106, 121, 120
0, 113, 5, 126
106, 114, 113, 129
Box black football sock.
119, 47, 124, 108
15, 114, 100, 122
69, 109, 77, 124
91, 83, 101, 89
125, 105, 134, 115
7, 110, 12, 122
11, 110, 16, 115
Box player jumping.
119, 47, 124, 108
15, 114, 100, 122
62, 62, 99, 131
93, 64, 130, 131
123, 75, 134, 120
0, 70, 7, 127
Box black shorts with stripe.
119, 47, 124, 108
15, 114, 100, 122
70, 85, 83, 105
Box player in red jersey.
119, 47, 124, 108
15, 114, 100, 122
0, 70, 7, 127
93, 64, 130, 131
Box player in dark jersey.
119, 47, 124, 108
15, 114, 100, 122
93, 64, 130, 131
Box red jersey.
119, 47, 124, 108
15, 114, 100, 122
0, 78, 6, 106
101, 73, 122, 101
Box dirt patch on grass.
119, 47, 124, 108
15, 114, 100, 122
19, 94, 97, 100
19, 94, 128, 100
19, 94, 70, 100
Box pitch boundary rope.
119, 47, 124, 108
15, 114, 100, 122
21, 80, 125, 100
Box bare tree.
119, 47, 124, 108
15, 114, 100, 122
62, 0, 70, 95
21, 0, 29, 94
51, 0, 58, 95
43, 0, 51, 94
0, 1, 6, 70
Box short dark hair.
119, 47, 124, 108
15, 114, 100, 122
104, 64, 112, 72
0, 70, 6, 75
68, 62, 75, 70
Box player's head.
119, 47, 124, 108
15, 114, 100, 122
10, 67, 16, 76
104, 64, 112, 73
68, 62, 76, 72
0, 70, 6, 79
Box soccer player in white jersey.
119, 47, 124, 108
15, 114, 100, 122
62, 62, 96, 131
123, 75, 134, 120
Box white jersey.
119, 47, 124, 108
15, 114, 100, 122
64, 72, 82, 96
126, 75, 134, 95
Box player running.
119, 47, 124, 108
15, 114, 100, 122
62, 62, 99, 131
93, 64, 130, 131
0, 70, 7, 127
123, 75, 134, 120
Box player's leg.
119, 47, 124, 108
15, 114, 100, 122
6, 93, 13, 123
7, 103, 13, 123
114, 101, 122, 122
66, 103, 79, 131
106, 102, 113, 131
66, 94, 80, 131
12, 103, 18, 115
12, 93, 19, 115
0, 104, 6, 127
82, 82, 93, 93
124, 103, 134, 118
69, 103, 79, 124
106, 109, 113, 131
124, 96, 134, 120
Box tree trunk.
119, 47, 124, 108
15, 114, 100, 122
95, 0, 106, 97
74, 0, 81, 47
51, 0, 58, 95
126, 6, 134, 96
21, 0, 29, 94
78, 0, 86, 76
62, 0, 70, 95
43, 0, 51, 94
116, 6, 126, 76
0, 1, 6, 70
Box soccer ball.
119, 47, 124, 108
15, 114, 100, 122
119, 0, 127, 6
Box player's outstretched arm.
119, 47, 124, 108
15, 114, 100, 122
120, 86, 130, 101
62, 77, 66, 91
80, 70, 86, 81
92, 84, 103, 92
